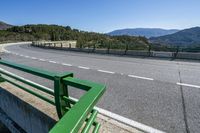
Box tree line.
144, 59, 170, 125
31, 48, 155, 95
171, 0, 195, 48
0, 24, 149, 50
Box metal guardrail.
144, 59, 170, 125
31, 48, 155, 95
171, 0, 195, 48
32, 42, 200, 60
0, 59, 106, 133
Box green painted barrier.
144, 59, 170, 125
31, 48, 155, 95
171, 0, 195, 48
0, 59, 106, 133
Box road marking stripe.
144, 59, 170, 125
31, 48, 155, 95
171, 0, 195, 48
24, 56, 30, 58
69, 96, 164, 133
78, 66, 90, 69
98, 70, 115, 74
128, 75, 154, 81
30, 57, 37, 59
95, 107, 165, 133
61, 63, 72, 66
39, 59, 46, 61
19, 54, 24, 56
49, 60, 57, 63
177, 82, 200, 88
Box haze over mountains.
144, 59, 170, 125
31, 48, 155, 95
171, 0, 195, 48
0, 21, 12, 30
108, 28, 179, 38
108, 27, 200, 47
150, 27, 200, 47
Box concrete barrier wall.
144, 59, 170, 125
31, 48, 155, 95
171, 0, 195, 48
95, 49, 107, 54
31, 44, 200, 60
126, 50, 150, 56
109, 49, 125, 55
0, 87, 56, 133
152, 51, 173, 58
177, 52, 200, 60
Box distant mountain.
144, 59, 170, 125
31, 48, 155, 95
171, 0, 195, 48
108, 28, 179, 38
0, 21, 12, 30
150, 27, 200, 47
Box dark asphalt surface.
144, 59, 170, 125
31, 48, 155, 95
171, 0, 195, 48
1, 44, 200, 133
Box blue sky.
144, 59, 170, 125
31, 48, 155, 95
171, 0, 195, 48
0, 0, 200, 33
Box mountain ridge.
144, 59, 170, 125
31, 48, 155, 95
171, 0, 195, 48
0, 21, 12, 30
149, 27, 200, 47
108, 28, 179, 38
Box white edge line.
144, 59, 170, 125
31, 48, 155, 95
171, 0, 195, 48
128, 75, 154, 81
78, 66, 90, 70
69, 96, 165, 133
177, 82, 200, 88
95, 107, 165, 133
61, 63, 72, 66
98, 70, 115, 74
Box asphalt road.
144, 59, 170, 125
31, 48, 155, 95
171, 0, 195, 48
1, 44, 200, 133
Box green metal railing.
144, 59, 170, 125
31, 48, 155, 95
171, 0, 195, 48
0, 59, 106, 133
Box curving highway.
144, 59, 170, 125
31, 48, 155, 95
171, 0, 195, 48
1, 43, 200, 133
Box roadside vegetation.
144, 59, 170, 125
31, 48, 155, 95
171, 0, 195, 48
0, 24, 149, 50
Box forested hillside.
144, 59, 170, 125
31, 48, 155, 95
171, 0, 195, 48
0, 24, 149, 50
150, 27, 200, 47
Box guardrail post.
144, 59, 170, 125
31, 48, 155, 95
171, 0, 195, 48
148, 44, 151, 57
0, 58, 5, 83
107, 43, 110, 54
124, 44, 128, 55
0, 75, 5, 83
54, 75, 71, 118
93, 44, 96, 52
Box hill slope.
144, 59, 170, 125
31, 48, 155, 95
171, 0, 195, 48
150, 27, 200, 47
108, 28, 179, 38
0, 24, 149, 50
0, 21, 12, 30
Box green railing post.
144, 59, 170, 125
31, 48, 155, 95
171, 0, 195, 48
54, 73, 73, 118
0, 74, 5, 82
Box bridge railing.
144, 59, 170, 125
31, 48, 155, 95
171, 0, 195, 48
0, 59, 106, 133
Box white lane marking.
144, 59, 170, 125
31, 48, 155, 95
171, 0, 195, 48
24, 56, 30, 58
61, 63, 72, 66
98, 70, 115, 74
78, 66, 90, 70
69, 96, 164, 133
39, 59, 46, 61
49, 60, 57, 64
177, 82, 200, 89
31, 57, 37, 59
128, 75, 154, 81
